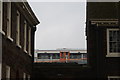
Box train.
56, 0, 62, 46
34, 49, 87, 64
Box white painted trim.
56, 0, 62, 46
106, 28, 120, 57
28, 27, 31, 56
35, 50, 87, 53
0, 0, 2, 33
16, 44, 22, 49
3, 0, 13, 41
24, 50, 28, 54
16, 10, 21, 48
90, 19, 118, 21
1, 31, 5, 35
0, 0, 11, 35
108, 76, 120, 80
0, 1, 2, 79
6, 2, 11, 39
91, 21, 118, 23
28, 75, 30, 80
107, 29, 110, 57
91, 19, 118, 25
0, 0, 5, 35
7, 36, 13, 42
6, 66, 10, 80
23, 73, 26, 80
0, 63, 2, 80
24, 20, 27, 53
106, 54, 120, 57
81, 54, 84, 58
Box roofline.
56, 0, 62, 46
35, 49, 87, 52
14, 2, 40, 26
23, 2, 40, 26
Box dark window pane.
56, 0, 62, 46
117, 31, 120, 42
109, 31, 113, 41
118, 43, 120, 52
112, 31, 117, 41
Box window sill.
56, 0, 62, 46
1, 31, 5, 35
28, 53, 32, 57
108, 76, 120, 78
24, 50, 32, 57
1, 31, 14, 42
16, 44, 22, 49
7, 36, 13, 42
106, 53, 120, 57
24, 50, 28, 53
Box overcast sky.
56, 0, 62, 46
29, 2, 87, 50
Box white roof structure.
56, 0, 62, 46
35, 48, 87, 54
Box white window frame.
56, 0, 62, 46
106, 29, 120, 57
0, 64, 2, 80
0, 0, 5, 35
6, 66, 10, 80
108, 76, 120, 80
16, 10, 21, 48
0, 1, 2, 78
0, 0, 3, 34
23, 20, 27, 53
28, 75, 30, 80
23, 73, 26, 80
28, 27, 32, 56
6, 2, 13, 41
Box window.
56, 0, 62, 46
16, 10, 21, 48
38, 54, 50, 59
60, 52, 66, 59
6, 2, 11, 37
70, 54, 79, 59
107, 29, 120, 57
24, 20, 27, 53
83, 54, 87, 58
0, 64, 1, 80
0, 1, 2, 78
28, 27, 31, 56
43, 54, 49, 59
6, 2, 13, 41
23, 73, 26, 80
108, 76, 120, 80
56, 54, 60, 59
52, 54, 56, 59
70, 54, 74, 59
28, 75, 30, 80
37, 53, 41, 59
6, 66, 10, 80
16, 70, 19, 79
0, 0, 2, 33
52, 54, 60, 59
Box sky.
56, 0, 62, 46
29, 2, 87, 50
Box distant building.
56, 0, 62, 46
86, 2, 120, 79
0, 1, 39, 80
34, 48, 87, 64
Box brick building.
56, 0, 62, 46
86, 2, 120, 79
0, 1, 39, 79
